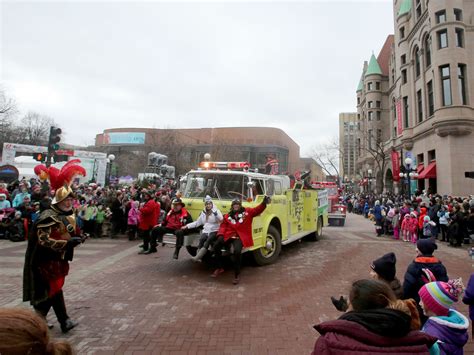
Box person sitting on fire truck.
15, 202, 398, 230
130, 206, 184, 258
211, 196, 270, 285
182, 195, 223, 262
148, 198, 193, 259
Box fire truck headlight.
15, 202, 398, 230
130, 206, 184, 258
339, 207, 344, 212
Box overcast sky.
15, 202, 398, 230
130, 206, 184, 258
1, 0, 393, 156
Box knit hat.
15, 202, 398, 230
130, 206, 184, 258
419, 279, 464, 316
204, 195, 213, 204
417, 239, 437, 256
423, 215, 430, 222
370, 252, 397, 281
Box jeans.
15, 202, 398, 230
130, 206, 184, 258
198, 231, 218, 249
213, 236, 243, 277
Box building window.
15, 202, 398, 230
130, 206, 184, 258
403, 96, 409, 128
428, 149, 436, 162
357, 97, 360, 105
455, 28, 464, 48
375, 82, 380, 90
427, 80, 434, 116
436, 10, 446, 24
368, 129, 373, 149
357, 138, 361, 155
400, 26, 405, 39
438, 30, 448, 49
357, 113, 360, 119
440, 65, 452, 106
376, 101, 381, 108
454, 8, 462, 21
425, 36, 432, 67
416, 0, 422, 18
376, 111, 381, 121
402, 69, 407, 84
415, 47, 421, 78
458, 64, 467, 105
376, 129, 382, 144
367, 82, 373, 91
417, 89, 423, 122
401, 54, 406, 65
368, 101, 373, 108
368, 111, 373, 121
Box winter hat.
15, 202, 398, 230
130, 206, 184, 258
419, 279, 464, 316
423, 215, 430, 222
410, 211, 417, 217
204, 195, 213, 204
417, 239, 437, 256
371, 252, 397, 281
0, 193, 5, 199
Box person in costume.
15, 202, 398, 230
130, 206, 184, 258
23, 160, 86, 333
211, 196, 270, 285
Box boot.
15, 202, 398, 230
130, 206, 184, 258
61, 318, 78, 333
173, 247, 181, 259
232, 275, 240, 285
139, 248, 156, 255
192, 248, 207, 263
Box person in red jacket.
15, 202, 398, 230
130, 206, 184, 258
148, 198, 193, 259
137, 190, 160, 254
211, 196, 270, 285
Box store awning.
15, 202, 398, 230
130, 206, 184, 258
418, 161, 436, 179
417, 164, 424, 174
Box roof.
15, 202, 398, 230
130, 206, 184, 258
356, 74, 364, 92
398, 0, 412, 16
377, 35, 394, 76
365, 54, 383, 76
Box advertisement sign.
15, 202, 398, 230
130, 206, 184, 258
104, 132, 145, 145
396, 99, 403, 136
391, 150, 400, 182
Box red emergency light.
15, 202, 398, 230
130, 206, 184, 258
199, 161, 251, 170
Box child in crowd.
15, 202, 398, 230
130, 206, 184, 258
422, 215, 436, 239
419, 279, 468, 355
127, 200, 139, 241
401, 214, 411, 242
392, 208, 400, 240
95, 204, 106, 238
409, 211, 419, 243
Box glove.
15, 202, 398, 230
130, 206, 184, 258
331, 296, 348, 312
263, 195, 271, 205
213, 211, 218, 216
67, 236, 82, 249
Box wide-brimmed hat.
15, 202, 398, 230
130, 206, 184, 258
52, 186, 75, 205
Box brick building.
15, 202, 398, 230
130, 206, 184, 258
94, 127, 301, 177
355, 0, 474, 196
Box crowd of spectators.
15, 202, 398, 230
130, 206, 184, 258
0, 177, 179, 242
345, 191, 474, 247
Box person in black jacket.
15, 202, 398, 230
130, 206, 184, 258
403, 238, 448, 323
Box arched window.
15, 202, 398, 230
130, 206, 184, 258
414, 47, 421, 78
424, 35, 432, 67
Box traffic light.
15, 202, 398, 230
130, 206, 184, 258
33, 153, 46, 162
53, 155, 69, 163
48, 126, 62, 152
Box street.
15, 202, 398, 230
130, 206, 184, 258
1, 213, 472, 354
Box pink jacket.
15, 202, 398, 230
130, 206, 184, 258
401, 216, 410, 232
128, 204, 139, 225
408, 217, 418, 233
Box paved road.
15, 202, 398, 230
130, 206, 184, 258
0, 213, 472, 354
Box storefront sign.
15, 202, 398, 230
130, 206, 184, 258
103, 132, 145, 145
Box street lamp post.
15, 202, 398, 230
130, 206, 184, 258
106, 154, 115, 186
367, 169, 373, 193
399, 157, 418, 199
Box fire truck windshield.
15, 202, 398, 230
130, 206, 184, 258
183, 173, 248, 200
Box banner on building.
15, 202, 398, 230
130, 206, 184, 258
391, 150, 400, 182
396, 99, 403, 135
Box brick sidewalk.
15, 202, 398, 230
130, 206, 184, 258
0, 214, 472, 354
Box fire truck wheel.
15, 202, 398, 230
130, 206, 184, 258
253, 225, 282, 266
186, 246, 198, 256
307, 217, 323, 241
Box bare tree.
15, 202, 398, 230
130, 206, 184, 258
309, 140, 342, 183
14, 112, 57, 146
0, 90, 18, 149
359, 130, 389, 193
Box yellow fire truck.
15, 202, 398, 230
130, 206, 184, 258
165, 161, 328, 265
